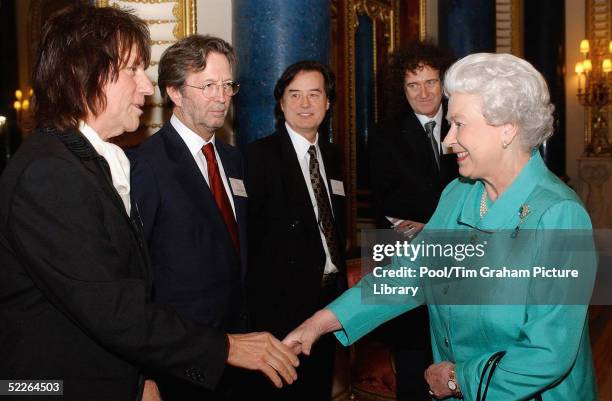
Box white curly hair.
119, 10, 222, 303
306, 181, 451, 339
444, 53, 555, 150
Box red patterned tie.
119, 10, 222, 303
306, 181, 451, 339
202, 143, 240, 254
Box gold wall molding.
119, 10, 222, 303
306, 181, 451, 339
353, 0, 399, 53
173, 0, 197, 39
333, 0, 401, 245
106, 0, 175, 3
586, 0, 611, 52
144, 18, 177, 24
585, 0, 611, 152
419, 0, 427, 40
495, 0, 523, 56
150, 39, 176, 45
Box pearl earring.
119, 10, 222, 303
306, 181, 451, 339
502, 141, 508, 149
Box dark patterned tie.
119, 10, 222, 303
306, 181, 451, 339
307, 145, 341, 269
425, 120, 440, 169
202, 143, 240, 254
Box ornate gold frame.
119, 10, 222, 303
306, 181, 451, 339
419, 0, 427, 40
332, 0, 405, 247
95, 0, 196, 39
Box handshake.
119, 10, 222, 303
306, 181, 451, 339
226, 309, 341, 388
143, 309, 342, 401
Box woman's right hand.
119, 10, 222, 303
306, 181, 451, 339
282, 309, 342, 355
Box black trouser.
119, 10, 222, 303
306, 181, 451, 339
391, 306, 433, 401
249, 278, 339, 401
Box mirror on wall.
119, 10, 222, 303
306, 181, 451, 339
330, 0, 423, 247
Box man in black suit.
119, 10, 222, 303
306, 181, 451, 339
0, 7, 297, 401
368, 41, 457, 401
245, 61, 347, 401
128, 35, 252, 401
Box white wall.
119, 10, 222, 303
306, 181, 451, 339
565, 0, 586, 188
197, 0, 233, 43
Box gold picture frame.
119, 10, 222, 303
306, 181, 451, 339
332, 0, 422, 247
95, 0, 196, 39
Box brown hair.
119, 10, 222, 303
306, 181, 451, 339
382, 41, 454, 114
158, 34, 236, 107
32, 5, 151, 132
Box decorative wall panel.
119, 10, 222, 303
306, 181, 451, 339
495, 0, 523, 56
331, 0, 404, 246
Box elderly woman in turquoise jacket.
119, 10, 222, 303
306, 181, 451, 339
283, 53, 597, 401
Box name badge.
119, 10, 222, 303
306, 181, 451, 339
229, 178, 248, 197
330, 179, 345, 196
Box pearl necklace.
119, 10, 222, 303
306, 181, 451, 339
479, 190, 488, 218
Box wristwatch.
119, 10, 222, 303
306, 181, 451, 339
448, 368, 461, 396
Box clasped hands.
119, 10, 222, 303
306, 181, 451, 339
226, 332, 299, 388
226, 309, 341, 389
142, 331, 304, 401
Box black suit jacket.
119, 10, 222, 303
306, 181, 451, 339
369, 99, 458, 226
244, 127, 347, 338
128, 122, 248, 333
0, 129, 228, 401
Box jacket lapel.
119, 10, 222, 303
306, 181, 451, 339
161, 123, 241, 262
318, 140, 341, 216
318, 139, 346, 273
54, 129, 134, 227
52, 129, 151, 282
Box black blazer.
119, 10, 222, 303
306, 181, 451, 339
369, 99, 458, 226
128, 122, 248, 333
0, 129, 228, 401
244, 127, 347, 338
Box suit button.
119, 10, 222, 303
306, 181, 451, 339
444, 337, 450, 347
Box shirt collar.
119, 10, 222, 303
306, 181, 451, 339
171, 114, 216, 156
79, 121, 106, 156
415, 103, 443, 129
457, 150, 547, 231
286, 122, 319, 160
78, 121, 131, 214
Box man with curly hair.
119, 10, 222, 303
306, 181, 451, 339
368, 40, 457, 401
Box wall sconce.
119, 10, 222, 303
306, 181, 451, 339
575, 39, 611, 156
13, 88, 33, 125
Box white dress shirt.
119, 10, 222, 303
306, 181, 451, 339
286, 122, 338, 274
79, 121, 131, 215
170, 114, 236, 218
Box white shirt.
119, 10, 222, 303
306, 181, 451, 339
286, 122, 338, 274
415, 104, 443, 151
79, 121, 131, 215
170, 114, 236, 218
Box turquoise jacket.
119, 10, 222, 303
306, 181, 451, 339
329, 152, 597, 401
